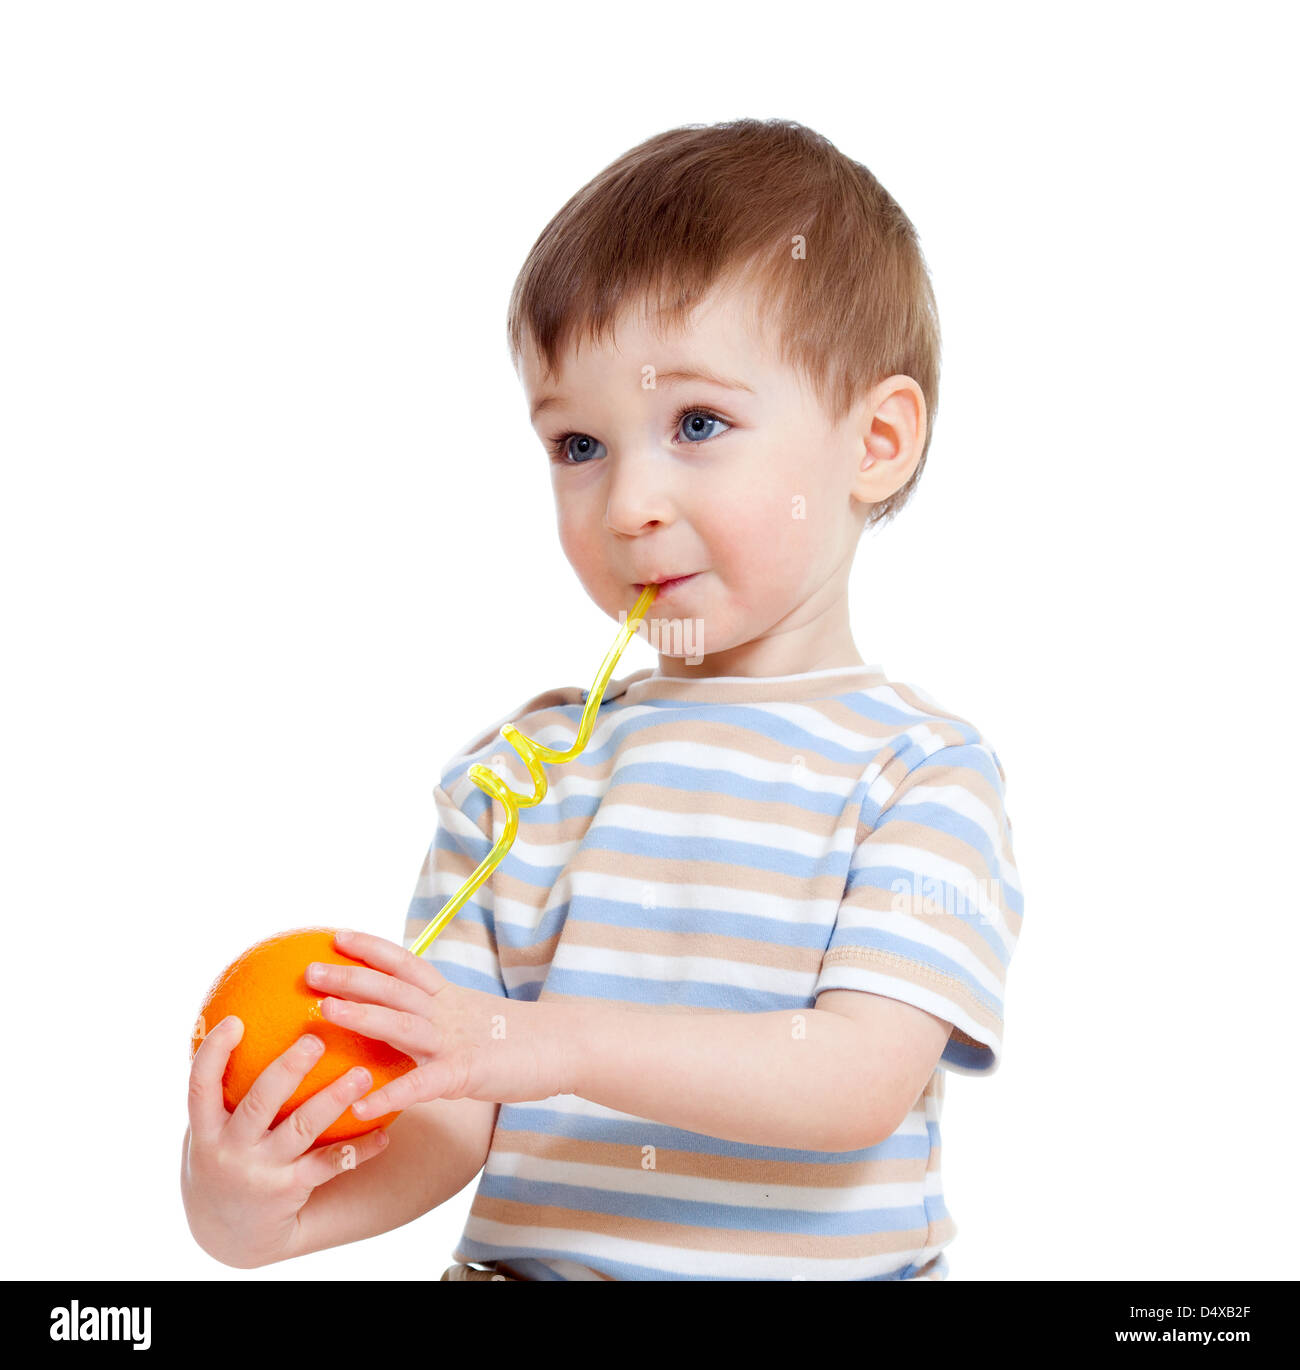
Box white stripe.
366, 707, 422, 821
417, 938, 502, 985
462, 1215, 936, 1281
496, 869, 840, 930
410, 864, 492, 902
812, 964, 1002, 1068
907, 723, 953, 758
550, 941, 814, 997
453, 731, 870, 806
489, 806, 850, 873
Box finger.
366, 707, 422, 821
188, 1014, 244, 1141
352, 1058, 459, 1119
331, 928, 447, 996
224, 1033, 327, 1148
262, 1062, 378, 1163
316, 994, 438, 1061
303, 958, 430, 1018
292, 1126, 391, 1191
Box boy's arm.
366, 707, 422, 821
270, 1095, 497, 1265
559, 993, 951, 1152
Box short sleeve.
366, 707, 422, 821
402, 777, 510, 998
814, 740, 1022, 1075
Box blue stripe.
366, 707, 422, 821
459, 1242, 931, 1281
412, 955, 508, 998
910, 742, 1000, 787
405, 893, 493, 933
940, 1035, 993, 1072
541, 964, 808, 1012
820, 924, 1005, 1016
881, 797, 1000, 863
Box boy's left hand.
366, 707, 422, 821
305, 929, 575, 1115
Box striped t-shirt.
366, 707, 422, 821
402, 663, 1021, 1281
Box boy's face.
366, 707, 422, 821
519, 279, 923, 677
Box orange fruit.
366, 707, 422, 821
191, 926, 415, 1148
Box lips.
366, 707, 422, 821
634, 573, 698, 598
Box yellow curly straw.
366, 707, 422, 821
408, 583, 660, 958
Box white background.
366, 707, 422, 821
2, 1, 1295, 1282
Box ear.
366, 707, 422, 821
850, 375, 927, 504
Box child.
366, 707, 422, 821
182, 117, 1021, 1282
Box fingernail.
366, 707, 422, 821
302, 1035, 324, 1053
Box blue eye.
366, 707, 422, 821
547, 404, 732, 464
551, 434, 606, 464
676, 408, 730, 443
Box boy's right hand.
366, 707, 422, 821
181, 1016, 390, 1269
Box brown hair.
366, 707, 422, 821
506, 118, 942, 529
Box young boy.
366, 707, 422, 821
182, 118, 1021, 1281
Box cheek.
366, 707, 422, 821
703, 481, 810, 581
554, 498, 599, 566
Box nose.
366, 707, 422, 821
602, 446, 675, 537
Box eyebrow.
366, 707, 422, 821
529, 366, 755, 423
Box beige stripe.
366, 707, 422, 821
597, 778, 861, 834
929, 1213, 957, 1247
612, 719, 882, 780
492, 1129, 933, 1185
568, 847, 848, 903
819, 946, 1004, 1040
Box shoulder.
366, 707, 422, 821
853, 675, 1010, 819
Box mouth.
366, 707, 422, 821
633, 573, 699, 598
